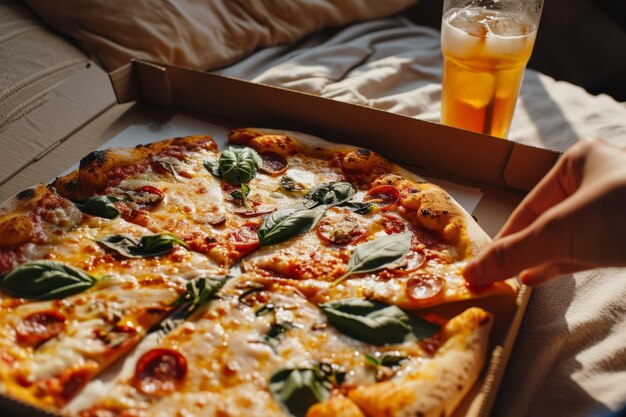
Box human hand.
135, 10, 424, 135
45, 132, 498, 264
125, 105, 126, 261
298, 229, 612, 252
464, 139, 626, 286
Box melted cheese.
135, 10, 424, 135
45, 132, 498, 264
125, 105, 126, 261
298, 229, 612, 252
74, 284, 452, 416
7, 285, 178, 382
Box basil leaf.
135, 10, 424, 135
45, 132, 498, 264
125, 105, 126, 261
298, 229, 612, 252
334, 232, 412, 285
258, 304, 295, 350
152, 275, 226, 335
364, 353, 407, 368
364, 353, 380, 367
280, 176, 305, 192
0, 260, 97, 300
255, 303, 276, 316
380, 353, 409, 368
75, 195, 122, 219
97, 233, 188, 258
239, 284, 265, 305
320, 298, 439, 346
203, 160, 222, 178
230, 183, 251, 200
342, 201, 373, 215
258, 205, 326, 246
264, 321, 294, 348
269, 366, 333, 417
304, 182, 355, 207
219, 147, 262, 185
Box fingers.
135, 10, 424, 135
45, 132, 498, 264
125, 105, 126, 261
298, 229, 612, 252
518, 260, 594, 286
464, 214, 568, 285
496, 142, 585, 239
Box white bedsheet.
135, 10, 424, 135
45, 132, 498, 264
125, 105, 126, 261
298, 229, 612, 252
217, 17, 626, 417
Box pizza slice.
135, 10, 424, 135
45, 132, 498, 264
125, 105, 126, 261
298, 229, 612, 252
73, 274, 492, 417
224, 128, 517, 310
50, 135, 248, 266
0, 185, 224, 410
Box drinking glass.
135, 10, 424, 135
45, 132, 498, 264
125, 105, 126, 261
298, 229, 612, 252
440, 0, 543, 138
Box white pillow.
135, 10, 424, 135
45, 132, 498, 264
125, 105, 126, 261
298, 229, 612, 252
22, 0, 416, 71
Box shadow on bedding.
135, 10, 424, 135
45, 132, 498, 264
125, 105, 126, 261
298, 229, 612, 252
492, 273, 616, 417
519, 71, 580, 150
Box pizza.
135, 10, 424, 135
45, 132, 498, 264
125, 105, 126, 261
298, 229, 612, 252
0, 128, 518, 417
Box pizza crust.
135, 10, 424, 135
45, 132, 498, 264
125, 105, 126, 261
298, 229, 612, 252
52, 135, 217, 200
348, 308, 492, 417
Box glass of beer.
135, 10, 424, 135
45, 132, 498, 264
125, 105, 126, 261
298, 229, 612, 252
440, 0, 543, 138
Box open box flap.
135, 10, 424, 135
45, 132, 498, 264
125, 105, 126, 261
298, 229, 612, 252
109, 60, 560, 191
0, 64, 116, 189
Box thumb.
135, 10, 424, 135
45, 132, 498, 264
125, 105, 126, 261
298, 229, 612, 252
463, 215, 569, 285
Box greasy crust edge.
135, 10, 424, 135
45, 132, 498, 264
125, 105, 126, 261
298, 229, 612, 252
50, 135, 217, 201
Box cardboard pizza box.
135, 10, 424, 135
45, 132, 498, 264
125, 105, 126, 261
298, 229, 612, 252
0, 59, 560, 417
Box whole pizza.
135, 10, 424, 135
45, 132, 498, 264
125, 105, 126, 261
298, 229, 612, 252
0, 128, 517, 417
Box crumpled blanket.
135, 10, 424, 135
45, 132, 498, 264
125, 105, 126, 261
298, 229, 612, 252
216, 17, 626, 417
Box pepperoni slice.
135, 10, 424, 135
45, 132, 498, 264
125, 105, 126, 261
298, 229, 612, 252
16, 310, 66, 346
134, 348, 187, 395
229, 223, 261, 254
259, 152, 288, 175
388, 250, 426, 275
124, 186, 164, 210
406, 273, 445, 301
381, 213, 406, 234
364, 185, 400, 209
233, 203, 276, 217
316, 215, 366, 245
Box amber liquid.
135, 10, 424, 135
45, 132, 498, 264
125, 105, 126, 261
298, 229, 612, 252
441, 8, 537, 138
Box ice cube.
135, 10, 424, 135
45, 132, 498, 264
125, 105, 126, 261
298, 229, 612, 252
450, 70, 496, 109
441, 9, 486, 59
484, 13, 536, 57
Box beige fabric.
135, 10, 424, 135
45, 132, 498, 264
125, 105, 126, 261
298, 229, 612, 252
0, 0, 88, 132
217, 18, 626, 416
21, 0, 415, 71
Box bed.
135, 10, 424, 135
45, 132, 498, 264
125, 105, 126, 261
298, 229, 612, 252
1, 1, 625, 416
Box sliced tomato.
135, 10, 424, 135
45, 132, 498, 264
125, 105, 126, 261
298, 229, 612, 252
406, 273, 445, 301
316, 215, 366, 245
259, 152, 288, 175
16, 310, 66, 346
134, 348, 187, 395
364, 185, 400, 209
229, 223, 261, 254
124, 185, 164, 210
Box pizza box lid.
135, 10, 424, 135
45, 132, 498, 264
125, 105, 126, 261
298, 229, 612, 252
0, 59, 552, 417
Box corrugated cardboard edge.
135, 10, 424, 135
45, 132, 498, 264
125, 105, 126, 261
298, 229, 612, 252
0, 63, 116, 188
466, 286, 532, 416
109, 60, 560, 192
